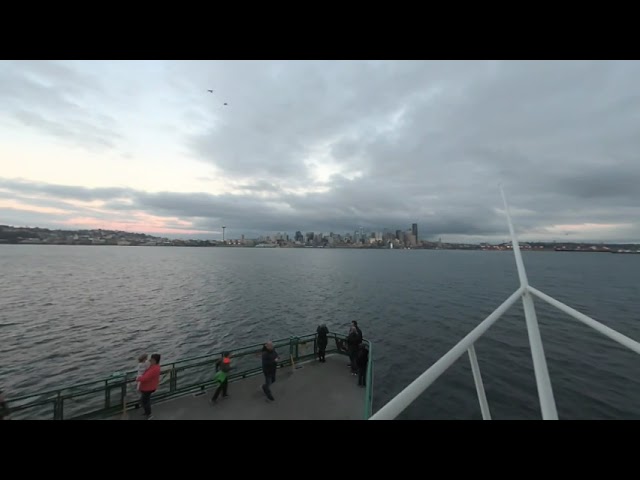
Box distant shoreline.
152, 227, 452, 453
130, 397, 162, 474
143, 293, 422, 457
2, 225, 639, 253
2, 243, 639, 254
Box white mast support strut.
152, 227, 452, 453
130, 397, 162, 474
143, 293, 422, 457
528, 286, 640, 355
468, 344, 491, 420
500, 186, 558, 420
369, 287, 523, 420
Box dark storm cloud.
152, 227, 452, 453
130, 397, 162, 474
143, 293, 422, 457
0, 173, 636, 241
178, 61, 640, 209
553, 166, 640, 200
0, 178, 508, 238
236, 181, 283, 193
180, 61, 470, 184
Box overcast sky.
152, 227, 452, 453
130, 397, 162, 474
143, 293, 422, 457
1, 60, 639, 242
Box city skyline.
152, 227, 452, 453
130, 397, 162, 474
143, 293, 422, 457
3, 223, 639, 250
2, 61, 640, 243
4, 221, 639, 247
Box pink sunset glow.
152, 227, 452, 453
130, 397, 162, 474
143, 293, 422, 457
61, 213, 215, 234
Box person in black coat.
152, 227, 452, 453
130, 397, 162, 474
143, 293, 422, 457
261, 341, 280, 401
352, 321, 363, 344
347, 326, 360, 374
317, 324, 329, 362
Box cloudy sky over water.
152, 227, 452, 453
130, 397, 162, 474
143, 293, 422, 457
1, 60, 639, 242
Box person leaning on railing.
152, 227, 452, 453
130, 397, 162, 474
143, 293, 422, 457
347, 325, 360, 375
317, 324, 329, 363
136, 353, 161, 420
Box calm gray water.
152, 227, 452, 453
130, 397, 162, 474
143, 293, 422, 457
1, 245, 638, 419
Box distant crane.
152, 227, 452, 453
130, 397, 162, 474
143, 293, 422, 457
222, 226, 226, 243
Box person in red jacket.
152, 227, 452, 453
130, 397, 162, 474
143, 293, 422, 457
136, 353, 161, 419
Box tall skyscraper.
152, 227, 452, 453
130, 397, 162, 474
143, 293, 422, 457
412, 223, 418, 242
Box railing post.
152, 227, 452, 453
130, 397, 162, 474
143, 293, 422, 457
501, 186, 558, 420
53, 392, 64, 420
369, 360, 374, 417
364, 341, 374, 419
121, 377, 127, 408
105, 380, 111, 409
170, 364, 177, 392
467, 344, 491, 420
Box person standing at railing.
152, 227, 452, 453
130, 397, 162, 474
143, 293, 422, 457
353, 321, 363, 345
317, 324, 329, 363
261, 341, 280, 401
211, 352, 232, 403
347, 326, 360, 375
136, 353, 161, 420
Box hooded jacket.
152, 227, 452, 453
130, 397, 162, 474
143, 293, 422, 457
262, 346, 279, 374
317, 325, 329, 348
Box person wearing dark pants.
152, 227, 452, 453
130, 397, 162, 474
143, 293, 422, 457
211, 352, 232, 403
356, 344, 369, 387
141, 390, 153, 415
261, 341, 279, 401
211, 375, 228, 401
317, 324, 329, 362
136, 353, 161, 419
263, 370, 276, 399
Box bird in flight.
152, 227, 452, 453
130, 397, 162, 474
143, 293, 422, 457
206, 90, 228, 106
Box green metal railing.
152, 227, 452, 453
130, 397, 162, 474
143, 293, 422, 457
364, 340, 374, 419
6, 331, 374, 420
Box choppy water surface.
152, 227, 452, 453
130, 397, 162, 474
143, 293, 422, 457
1, 245, 638, 419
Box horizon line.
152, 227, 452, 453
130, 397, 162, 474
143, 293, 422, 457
1, 223, 639, 246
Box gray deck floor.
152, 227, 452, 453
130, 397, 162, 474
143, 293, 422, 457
116, 354, 367, 420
